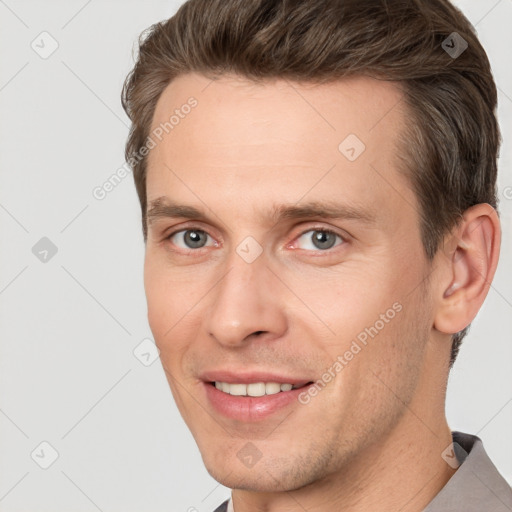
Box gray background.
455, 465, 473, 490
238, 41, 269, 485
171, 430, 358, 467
0, 1, 510, 511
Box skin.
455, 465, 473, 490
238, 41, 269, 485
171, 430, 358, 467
143, 72, 500, 511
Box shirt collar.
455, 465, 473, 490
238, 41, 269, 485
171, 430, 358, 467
424, 431, 512, 511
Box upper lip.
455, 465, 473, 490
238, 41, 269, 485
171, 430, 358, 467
199, 370, 314, 386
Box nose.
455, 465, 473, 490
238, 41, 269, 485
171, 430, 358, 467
205, 249, 288, 347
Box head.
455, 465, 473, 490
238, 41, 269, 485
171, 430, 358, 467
122, 0, 501, 495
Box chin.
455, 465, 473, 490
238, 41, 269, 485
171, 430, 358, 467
202, 452, 321, 493
205, 467, 289, 492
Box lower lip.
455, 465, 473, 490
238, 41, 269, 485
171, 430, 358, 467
203, 382, 312, 422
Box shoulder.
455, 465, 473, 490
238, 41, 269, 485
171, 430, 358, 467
424, 431, 512, 512
211, 498, 229, 512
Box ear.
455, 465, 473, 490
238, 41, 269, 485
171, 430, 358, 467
434, 203, 501, 335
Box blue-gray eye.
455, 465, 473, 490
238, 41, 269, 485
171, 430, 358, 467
296, 230, 343, 251
170, 229, 212, 249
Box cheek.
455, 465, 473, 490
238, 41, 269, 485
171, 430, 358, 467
288, 259, 425, 395
319, 296, 428, 450
281, 263, 401, 348
144, 261, 168, 336
358, 285, 431, 405
144, 255, 215, 365
144, 257, 188, 353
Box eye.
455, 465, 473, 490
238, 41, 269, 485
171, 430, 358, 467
167, 229, 215, 250
295, 229, 345, 251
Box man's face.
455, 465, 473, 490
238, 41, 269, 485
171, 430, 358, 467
144, 72, 436, 491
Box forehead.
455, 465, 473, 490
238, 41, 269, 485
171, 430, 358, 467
146, 72, 416, 231
149, 72, 405, 158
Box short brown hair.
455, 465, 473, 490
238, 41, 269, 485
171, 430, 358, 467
121, 0, 500, 367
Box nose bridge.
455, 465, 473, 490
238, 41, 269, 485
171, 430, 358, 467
205, 247, 286, 346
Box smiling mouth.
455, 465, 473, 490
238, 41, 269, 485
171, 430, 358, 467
209, 381, 313, 398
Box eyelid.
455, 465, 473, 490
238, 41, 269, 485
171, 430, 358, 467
163, 221, 218, 240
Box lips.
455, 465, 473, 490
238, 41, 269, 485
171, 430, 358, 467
199, 370, 315, 421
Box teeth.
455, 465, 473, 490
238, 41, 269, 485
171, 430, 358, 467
229, 383, 246, 396
265, 382, 281, 395
248, 382, 266, 396
214, 381, 296, 397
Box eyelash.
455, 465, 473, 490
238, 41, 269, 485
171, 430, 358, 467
164, 226, 347, 255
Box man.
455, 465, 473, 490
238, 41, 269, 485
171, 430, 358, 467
121, 0, 511, 510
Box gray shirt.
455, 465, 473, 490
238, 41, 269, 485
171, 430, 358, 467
212, 431, 512, 512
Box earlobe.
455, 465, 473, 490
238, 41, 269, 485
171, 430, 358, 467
434, 204, 500, 335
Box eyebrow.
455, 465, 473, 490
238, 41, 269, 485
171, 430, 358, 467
146, 197, 377, 227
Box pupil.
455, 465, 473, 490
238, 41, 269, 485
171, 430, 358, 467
313, 231, 335, 250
